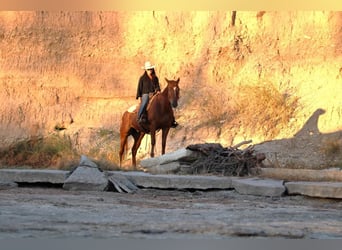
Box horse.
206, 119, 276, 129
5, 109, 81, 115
119, 77, 180, 167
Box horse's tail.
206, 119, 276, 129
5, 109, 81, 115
124, 138, 128, 157
119, 111, 131, 167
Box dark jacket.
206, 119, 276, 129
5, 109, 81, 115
136, 71, 161, 99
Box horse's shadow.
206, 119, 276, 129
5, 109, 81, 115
255, 108, 342, 169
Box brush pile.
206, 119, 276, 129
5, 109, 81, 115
185, 141, 265, 176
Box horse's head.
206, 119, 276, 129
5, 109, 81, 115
165, 77, 180, 108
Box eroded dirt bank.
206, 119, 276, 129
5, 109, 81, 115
0, 11, 341, 168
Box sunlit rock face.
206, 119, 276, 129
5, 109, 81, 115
0, 11, 341, 155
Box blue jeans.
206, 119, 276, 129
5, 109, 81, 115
138, 93, 149, 119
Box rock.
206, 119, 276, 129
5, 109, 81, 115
232, 177, 286, 197
63, 156, 108, 191
285, 181, 342, 199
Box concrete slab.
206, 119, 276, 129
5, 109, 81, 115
259, 168, 342, 182
285, 181, 342, 199
112, 171, 233, 190
0, 169, 68, 184
0, 181, 18, 190
145, 161, 181, 174
140, 148, 203, 168
2, 168, 342, 199
232, 177, 286, 197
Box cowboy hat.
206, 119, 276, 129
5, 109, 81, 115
142, 61, 155, 70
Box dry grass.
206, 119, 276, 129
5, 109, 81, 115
0, 132, 122, 171
189, 78, 298, 141
0, 127, 123, 170
0, 134, 78, 169
233, 81, 298, 139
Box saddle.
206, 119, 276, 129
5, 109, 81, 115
136, 92, 160, 132
138, 92, 159, 123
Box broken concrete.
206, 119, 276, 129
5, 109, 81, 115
107, 173, 138, 193
285, 181, 342, 199
63, 156, 108, 191
232, 178, 286, 197
63, 166, 108, 191
259, 168, 342, 182
2, 167, 342, 199
0, 169, 68, 184
145, 161, 181, 174
140, 148, 203, 168
118, 171, 233, 190
0, 181, 18, 190
79, 154, 98, 168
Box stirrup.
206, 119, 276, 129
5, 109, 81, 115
138, 117, 146, 123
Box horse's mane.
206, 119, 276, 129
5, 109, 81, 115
147, 84, 169, 109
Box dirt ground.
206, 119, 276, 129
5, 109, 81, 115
1, 186, 342, 239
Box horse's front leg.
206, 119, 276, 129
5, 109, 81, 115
132, 132, 145, 168
161, 128, 170, 155
119, 134, 128, 167
150, 130, 156, 158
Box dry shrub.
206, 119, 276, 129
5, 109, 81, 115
0, 130, 123, 170
196, 86, 236, 127
0, 134, 79, 168
234, 81, 298, 139
186, 78, 298, 141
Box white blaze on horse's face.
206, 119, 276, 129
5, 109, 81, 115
165, 78, 180, 108
173, 87, 177, 98
170, 86, 179, 108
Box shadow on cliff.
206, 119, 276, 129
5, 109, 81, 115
254, 108, 342, 169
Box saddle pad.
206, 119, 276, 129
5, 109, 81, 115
127, 104, 138, 113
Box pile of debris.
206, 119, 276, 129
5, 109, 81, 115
140, 141, 266, 177
186, 142, 265, 176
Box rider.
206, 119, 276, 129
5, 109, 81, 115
136, 61, 178, 128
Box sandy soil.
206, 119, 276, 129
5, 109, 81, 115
1, 187, 342, 239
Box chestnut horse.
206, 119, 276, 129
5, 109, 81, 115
119, 77, 180, 167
